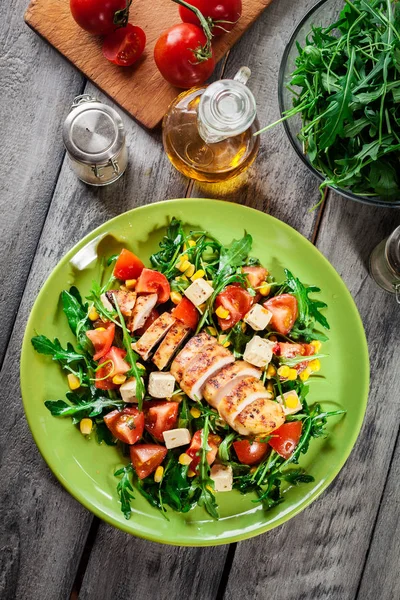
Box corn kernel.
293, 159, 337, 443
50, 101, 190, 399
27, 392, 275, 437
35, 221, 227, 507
125, 278, 137, 290
80, 418, 93, 435
112, 374, 127, 385
218, 334, 228, 346
190, 407, 201, 418
176, 254, 188, 269
198, 303, 207, 312
173, 393, 184, 402
285, 395, 299, 409
154, 466, 164, 483
309, 358, 321, 372
288, 368, 298, 381
206, 326, 217, 336
95, 326, 106, 332
277, 365, 290, 378
206, 485, 214, 493
259, 283, 271, 296
266, 364, 276, 379
67, 373, 80, 390
188, 240, 196, 247
250, 466, 257, 474
88, 306, 99, 321
300, 367, 312, 381
178, 259, 191, 273
170, 291, 182, 305
223, 341, 231, 347
184, 263, 195, 278
266, 381, 274, 393
241, 321, 247, 332
179, 453, 192, 466
191, 269, 205, 281
215, 306, 230, 319
270, 335, 278, 342
311, 340, 322, 352
179, 274, 189, 282
187, 469, 196, 478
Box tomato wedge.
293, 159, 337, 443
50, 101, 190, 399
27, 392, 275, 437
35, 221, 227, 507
233, 439, 269, 465
104, 407, 145, 445
95, 346, 130, 390
269, 422, 302, 459
144, 401, 179, 442
114, 248, 145, 280
243, 266, 267, 289
86, 322, 115, 361
103, 24, 146, 67
136, 308, 159, 336
130, 444, 168, 479
263, 294, 298, 335
215, 285, 253, 331
136, 268, 170, 304
273, 342, 304, 358
171, 297, 199, 330
186, 430, 221, 471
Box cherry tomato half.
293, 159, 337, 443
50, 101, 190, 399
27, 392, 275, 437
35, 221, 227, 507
233, 439, 269, 465
136, 269, 170, 304
104, 407, 145, 445
243, 266, 267, 289
215, 284, 253, 331
186, 430, 220, 472
154, 23, 215, 88
130, 444, 168, 479
269, 421, 302, 459
263, 294, 298, 335
179, 0, 242, 36
114, 249, 145, 280
95, 346, 130, 389
103, 24, 146, 67
86, 322, 115, 361
172, 297, 199, 330
70, 0, 127, 35
143, 401, 180, 442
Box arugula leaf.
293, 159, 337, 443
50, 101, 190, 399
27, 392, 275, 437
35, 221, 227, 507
61, 288, 92, 353
216, 233, 252, 281
115, 465, 135, 520
95, 421, 117, 445
150, 218, 186, 275
191, 416, 219, 519
32, 335, 87, 365
45, 397, 123, 418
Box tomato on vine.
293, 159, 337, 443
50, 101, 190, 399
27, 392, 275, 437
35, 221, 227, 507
179, 0, 242, 36
70, 0, 131, 36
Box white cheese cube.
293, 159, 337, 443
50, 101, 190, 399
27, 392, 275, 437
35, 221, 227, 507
210, 464, 233, 492
148, 371, 175, 398
243, 336, 275, 368
184, 278, 214, 307
244, 304, 273, 331
277, 390, 302, 415
100, 293, 113, 312
163, 428, 191, 449
120, 377, 141, 403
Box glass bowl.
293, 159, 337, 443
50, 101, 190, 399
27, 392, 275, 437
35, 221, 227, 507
278, 0, 400, 208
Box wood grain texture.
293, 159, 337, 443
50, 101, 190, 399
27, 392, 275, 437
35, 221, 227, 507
25, 0, 273, 128
224, 195, 400, 600
0, 0, 84, 366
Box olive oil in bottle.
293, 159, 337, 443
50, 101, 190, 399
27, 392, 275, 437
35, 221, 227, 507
162, 67, 260, 183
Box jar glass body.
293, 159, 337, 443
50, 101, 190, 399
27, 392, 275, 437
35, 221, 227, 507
369, 227, 400, 294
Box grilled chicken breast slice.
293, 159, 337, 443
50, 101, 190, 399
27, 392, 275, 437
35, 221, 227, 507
106, 289, 137, 317
132, 313, 176, 361
170, 332, 215, 383
218, 376, 269, 429
180, 345, 235, 400
234, 396, 285, 436
128, 293, 158, 332
152, 321, 191, 370
203, 361, 262, 409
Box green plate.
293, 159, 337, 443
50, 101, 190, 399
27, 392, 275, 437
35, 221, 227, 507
21, 199, 369, 546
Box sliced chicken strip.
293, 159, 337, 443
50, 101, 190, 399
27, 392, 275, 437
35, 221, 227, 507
128, 293, 158, 332
203, 361, 262, 409
234, 396, 285, 436
132, 313, 176, 361
219, 376, 269, 429
152, 321, 191, 370
180, 344, 235, 400
170, 332, 215, 383
106, 289, 137, 317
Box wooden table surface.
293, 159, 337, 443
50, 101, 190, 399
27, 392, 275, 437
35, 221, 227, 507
1, 1, 399, 599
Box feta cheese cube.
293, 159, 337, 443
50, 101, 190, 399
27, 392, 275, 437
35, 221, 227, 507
184, 278, 214, 307
244, 304, 273, 331
210, 464, 233, 492
277, 390, 302, 415
243, 336, 275, 368
100, 293, 114, 312
163, 428, 191, 449
148, 371, 175, 398
120, 377, 141, 403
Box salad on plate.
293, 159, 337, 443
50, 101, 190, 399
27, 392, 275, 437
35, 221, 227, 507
31, 218, 343, 520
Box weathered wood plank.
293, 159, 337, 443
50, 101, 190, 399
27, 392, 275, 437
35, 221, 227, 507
0, 0, 84, 364
357, 431, 400, 600
224, 195, 400, 600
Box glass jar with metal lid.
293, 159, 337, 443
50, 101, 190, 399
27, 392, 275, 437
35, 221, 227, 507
369, 225, 400, 303
63, 95, 128, 186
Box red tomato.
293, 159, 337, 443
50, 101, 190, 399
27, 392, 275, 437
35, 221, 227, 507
171, 297, 199, 330
103, 407, 145, 445
179, 0, 242, 36
86, 322, 115, 361
215, 285, 253, 331
274, 342, 304, 358
135, 308, 159, 337
154, 23, 215, 88
243, 266, 267, 289
114, 248, 145, 281
233, 439, 269, 465
70, 0, 127, 35
130, 444, 168, 479
187, 430, 221, 471
144, 401, 179, 442
103, 24, 146, 67
264, 294, 298, 335
95, 346, 130, 389
136, 268, 170, 304
269, 422, 302, 459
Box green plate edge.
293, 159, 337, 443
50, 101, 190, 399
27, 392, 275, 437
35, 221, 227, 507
20, 198, 370, 546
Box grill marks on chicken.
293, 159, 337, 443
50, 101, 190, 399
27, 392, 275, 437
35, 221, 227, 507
203, 361, 262, 409
132, 313, 176, 361
170, 332, 215, 383
152, 321, 191, 370
106, 289, 137, 317
128, 293, 158, 332
180, 345, 234, 400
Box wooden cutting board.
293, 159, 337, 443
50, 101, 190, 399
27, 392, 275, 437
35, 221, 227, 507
25, 0, 272, 128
